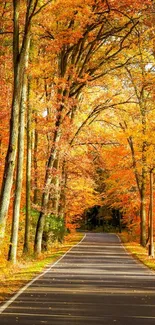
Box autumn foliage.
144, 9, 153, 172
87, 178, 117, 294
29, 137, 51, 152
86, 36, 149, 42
0, 0, 154, 263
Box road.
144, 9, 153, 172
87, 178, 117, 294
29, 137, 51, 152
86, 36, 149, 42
0, 233, 155, 324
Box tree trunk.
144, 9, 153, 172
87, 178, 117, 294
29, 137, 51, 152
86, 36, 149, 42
58, 159, 67, 224
0, 1, 31, 241
128, 134, 147, 246
148, 168, 154, 257
140, 110, 147, 247
118, 210, 122, 233
34, 124, 62, 255
33, 113, 38, 204
23, 79, 32, 254
140, 171, 147, 247
34, 47, 73, 254
8, 65, 28, 263
51, 156, 60, 217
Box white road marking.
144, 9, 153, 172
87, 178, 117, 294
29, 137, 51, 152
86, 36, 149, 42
0, 233, 86, 314
2, 311, 155, 320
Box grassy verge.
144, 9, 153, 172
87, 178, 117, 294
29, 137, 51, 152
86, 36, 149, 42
119, 231, 155, 271
0, 231, 84, 304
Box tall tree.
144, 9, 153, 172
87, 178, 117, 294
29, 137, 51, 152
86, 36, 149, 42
0, 0, 52, 241
8, 55, 29, 263
23, 78, 32, 254
34, 0, 144, 254
0, 1, 32, 240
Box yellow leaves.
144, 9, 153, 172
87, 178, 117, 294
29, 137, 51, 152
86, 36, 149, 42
36, 0, 96, 50
66, 175, 101, 220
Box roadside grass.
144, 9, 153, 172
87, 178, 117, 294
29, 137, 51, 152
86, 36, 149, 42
119, 231, 155, 272
0, 231, 84, 304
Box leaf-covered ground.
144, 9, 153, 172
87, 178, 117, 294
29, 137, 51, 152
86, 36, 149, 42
0, 232, 84, 303
120, 232, 155, 271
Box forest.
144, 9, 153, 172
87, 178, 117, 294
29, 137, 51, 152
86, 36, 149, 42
0, 0, 155, 265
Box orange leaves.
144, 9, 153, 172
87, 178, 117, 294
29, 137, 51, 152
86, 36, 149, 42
37, 0, 96, 51
110, 0, 151, 12
1, 0, 155, 255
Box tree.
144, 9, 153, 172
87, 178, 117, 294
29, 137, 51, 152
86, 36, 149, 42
34, 0, 145, 254
0, 0, 154, 261
8, 55, 29, 263
0, 0, 53, 241
0, 0, 32, 240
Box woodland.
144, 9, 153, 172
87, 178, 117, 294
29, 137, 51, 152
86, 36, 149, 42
0, 0, 155, 264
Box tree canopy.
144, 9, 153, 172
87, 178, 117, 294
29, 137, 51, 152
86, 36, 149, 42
0, 0, 155, 263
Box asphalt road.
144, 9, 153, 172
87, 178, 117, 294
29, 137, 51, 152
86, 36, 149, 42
0, 233, 155, 325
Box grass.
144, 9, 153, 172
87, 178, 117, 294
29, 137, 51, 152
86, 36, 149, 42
0, 231, 84, 304
119, 231, 155, 271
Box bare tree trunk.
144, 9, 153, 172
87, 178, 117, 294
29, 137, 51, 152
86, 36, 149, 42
8, 63, 28, 263
23, 79, 32, 254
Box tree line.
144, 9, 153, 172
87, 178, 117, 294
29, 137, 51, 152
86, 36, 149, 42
0, 0, 154, 263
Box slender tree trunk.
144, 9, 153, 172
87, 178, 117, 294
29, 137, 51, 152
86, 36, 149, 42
33, 113, 38, 204
118, 210, 122, 233
147, 203, 150, 244
23, 79, 32, 254
149, 168, 154, 257
34, 48, 71, 254
51, 156, 60, 217
8, 65, 28, 263
0, 1, 20, 240
58, 159, 67, 224
140, 110, 147, 247
140, 169, 147, 247
0, 1, 31, 241
34, 124, 62, 255
128, 135, 147, 245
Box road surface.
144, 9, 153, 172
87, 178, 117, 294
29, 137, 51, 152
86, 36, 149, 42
0, 233, 155, 324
